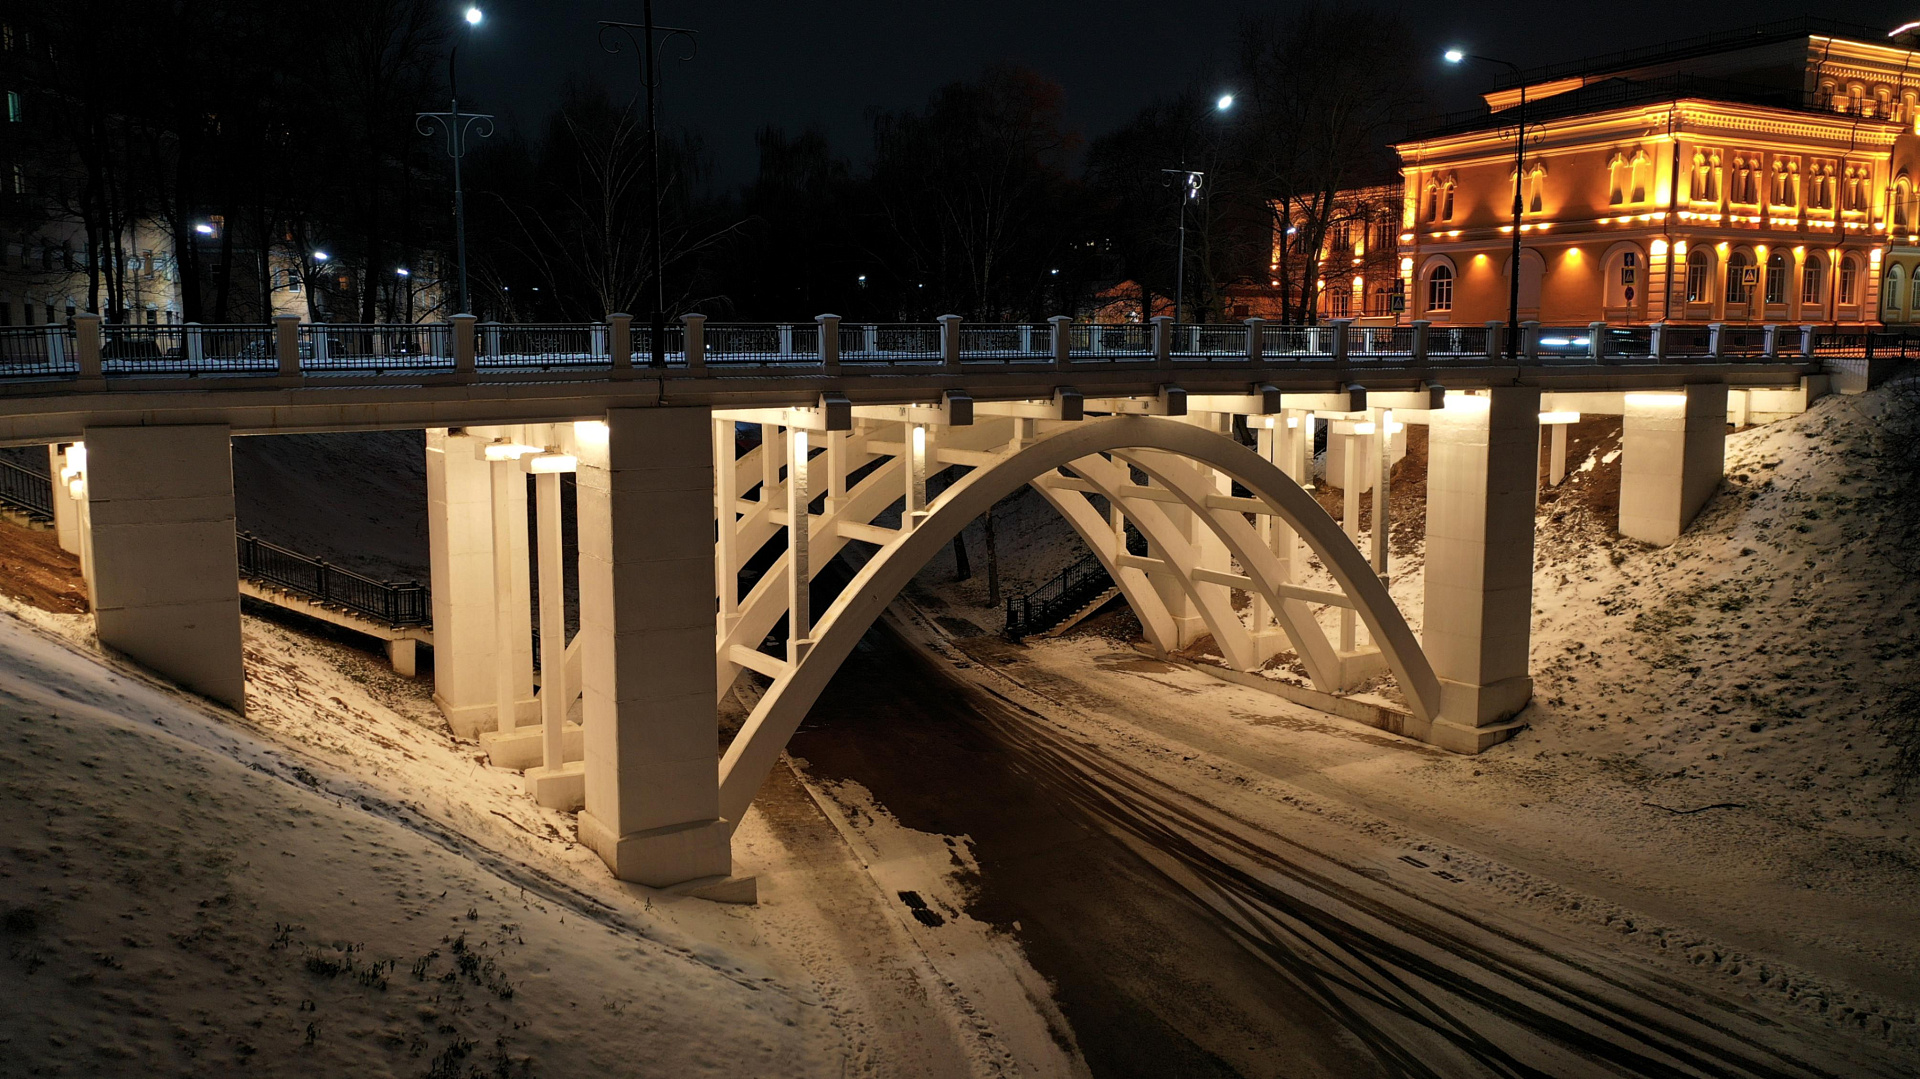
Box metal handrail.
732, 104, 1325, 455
238, 531, 429, 627
1004, 527, 1145, 639
0, 459, 54, 518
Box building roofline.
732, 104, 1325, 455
1483, 17, 1898, 92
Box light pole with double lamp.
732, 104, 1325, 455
1445, 48, 1527, 361
417, 6, 494, 319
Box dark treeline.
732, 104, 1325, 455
5, 0, 1423, 325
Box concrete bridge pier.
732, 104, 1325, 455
574, 408, 739, 896
1619, 384, 1729, 546
1423, 389, 1540, 752
425, 427, 535, 737
81, 424, 245, 710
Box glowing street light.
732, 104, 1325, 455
1216, 93, 1235, 111
312, 250, 330, 262
194, 222, 214, 235
395, 267, 410, 277
1443, 46, 1528, 361
465, 6, 483, 25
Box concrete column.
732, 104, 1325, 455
1151, 315, 1173, 365
608, 312, 633, 371
74, 313, 102, 380
1245, 317, 1265, 364
49, 444, 82, 556
425, 428, 534, 737
274, 314, 301, 376
576, 408, 731, 889
1619, 384, 1728, 546
1410, 319, 1430, 362
938, 314, 962, 370
83, 425, 243, 710
681, 313, 706, 370
451, 315, 476, 377
1423, 388, 1541, 750
816, 314, 840, 373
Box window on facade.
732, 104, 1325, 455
1725, 252, 1755, 304
1, 25, 12, 51
1608, 152, 1627, 205
8, 163, 20, 195
1885, 266, 1903, 310
288, 272, 302, 294
1524, 164, 1546, 213
1731, 155, 1760, 204
1425, 181, 1440, 222
1441, 180, 1454, 220
1770, 160, 1796, 206
1803, 255, 1824, 305
1910, 272, 1920, 311
1877, 88, 1893, 119
5, 91, 17, 124
1427, 264, 1454, 311
1809, 162, 1835, 209
1630, 150, 1651, 203
1848, 85, 1866, 115
1327, 288, 1350, 317
1765, 253, 1788, 305
1844, 164, 1869, 211
1691, 150, 1722, 202
1839, 256, 1859, 305
1685, 249, 1712, 303
1898, 178, 1913, 230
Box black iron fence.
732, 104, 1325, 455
1004, 526, 1147, 640
0, 459, 54, 519
237, 532, 429, 627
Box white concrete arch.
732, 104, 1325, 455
716, 415, 1442, 830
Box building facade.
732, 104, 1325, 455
1394, 22, 1920, 329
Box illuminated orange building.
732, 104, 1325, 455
1395, 20, 1920, 329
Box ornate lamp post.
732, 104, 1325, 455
1162, 93, 1234, 325
1446, 49, 1527, 361
600, 4, 698, 367
418, 6, 494, 318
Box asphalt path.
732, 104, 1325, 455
784, 622, 1898, 1079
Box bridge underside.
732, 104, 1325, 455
38, 373, 1779, 894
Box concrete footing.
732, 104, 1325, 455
1619, 384, 1728, 547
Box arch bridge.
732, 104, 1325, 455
0, 323, 1826, 896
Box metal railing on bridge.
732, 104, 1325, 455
0, 312, 1859, 386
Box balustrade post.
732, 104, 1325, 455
451, 314, 477, 377
482, 320, 503, 361
1484, 320, 1504, 363
1650, 321, 1669, 360
1188, 324, 1201, 354
938, 314, 962, 370
1798, 323, 1816, 358
1588, 321, 1609, 363
778, 323, 794, 357
1410, 319, 1431, 363
1520, 320, 1541, 363
1019, 324, 1033, 354
1762, 322, 1781, 359
74, 313, 102, 380
1151, 315, 1173, 366
274, 314, 301, 376
185, 322, 205, 366
45, 324, 66, 367
1245, 317, 1265, 365
816, 314, 841, 373
681, 313, 706, 370
1049, 315, 1072, 370
1708, 322, 1727, 359
317, 561, 331, 604
608, 312, 633, 372
1330, 318, 1352, 364
863, 323, 878, 354
309, 324, 329, 366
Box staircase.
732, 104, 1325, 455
0, 459, 54, 530
1003, 527, 1145, 640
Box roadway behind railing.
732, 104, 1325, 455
0, 313, 1858, 385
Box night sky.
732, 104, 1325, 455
458, 1, 1920, 185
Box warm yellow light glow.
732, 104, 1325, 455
66, 443, 86, 472
483, 441, 542, 461
1399, 232, 1414, 242
1352, 274, 1365, 286
68, 478, 85, 500
1286, 416, 1299, 429
911, 425, 926, 454
1565, 248, 1583, 262
1538, 410, 1581, 424
1650, 239, 1669, 256
1715, 241, 1729, 253
1262, 416, 1275, 429
1625, 392, 1687, 409
1793, 245, 1806, 256
1673, 241, 1688, 255
1871, 248, 1884, 263
524, 452, 578, 474
1473, 253, 1489, 265
1444, 391, 1490, 413
573, 420, 610, 446
1400, 257, 1414, 271
1352, 422, 1377, 435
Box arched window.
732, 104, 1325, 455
1630, 149, 1652, 203
1608, 151, 1627, 205
1909, 271, 1920, 311
1725, 251, 1755, 304
1765, 252, 1788, 305
1521, 163, 1546, 214
1426, 264, 1454, 312
1685, 248, 1713, 303
1884, 265, 1904, 312
1839, 255, 1860, 305
1875, 87, 1892, 119
1441, 177, 1455, 220
1896, 176, 1913, 230
1802, 255, 1825, 306
1327, 287, 1350, 318
1818, 79, 1838, 110
1848, 84, 1866, 115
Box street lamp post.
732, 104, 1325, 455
1446, 49, 1527, 361
600, 6, 698, 368
418, 6, 493, 319
1163, 94, 1234, 325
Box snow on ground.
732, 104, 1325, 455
0, 604, 840, 1077
901, 383, 1920, 1058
